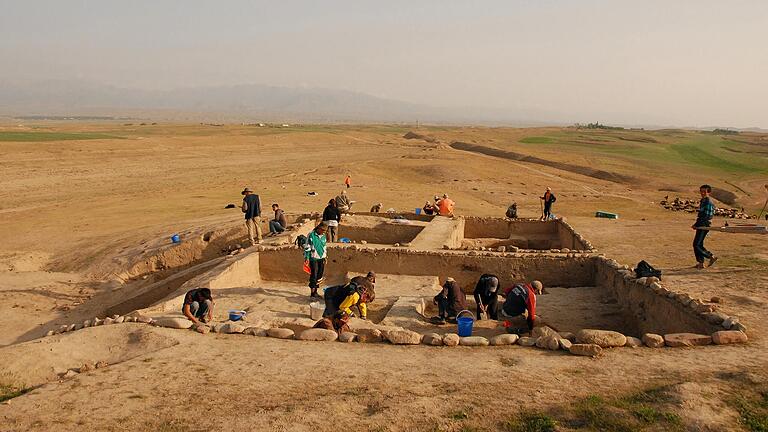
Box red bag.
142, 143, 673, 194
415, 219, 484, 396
302, 260, 311, 274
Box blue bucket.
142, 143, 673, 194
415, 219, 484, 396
415, 208, 422, 215
456, 310, 474, 337
339, 237, 351, 243
171, 234, 181, 243
228, 310, 246, 321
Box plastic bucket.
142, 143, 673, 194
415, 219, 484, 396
339, 237, 351, 243
228, 310, 246, 321
415, 208, 422, 215
171, 234, 181, 243
309, 302, 325, 320
456, 310, 474, 337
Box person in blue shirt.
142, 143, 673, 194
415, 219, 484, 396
692, 184, 718, 269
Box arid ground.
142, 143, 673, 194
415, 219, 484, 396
1, 122, 767, 431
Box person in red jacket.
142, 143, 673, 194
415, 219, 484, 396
501, 280, 542, 331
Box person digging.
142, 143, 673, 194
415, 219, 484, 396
182, 288, 214, 325
431, 277, 467, 324
473, 273, 500, 320
500, 280, 541, 333
322, 272, 376, 320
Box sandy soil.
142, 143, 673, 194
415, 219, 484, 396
0, 123, 766, 431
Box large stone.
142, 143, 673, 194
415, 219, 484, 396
211, 323, 226, 333
646, 276, 660, 285
702, 312, 729, 325
267, 328, 295, 339
539, 335, 561, 351
244, 327, 268, 337
383, 329, 422, 345
442, 333, 460, 347
93, 318, 103, 326
136, 316, 153, 324
114, 316, 125, 324
153, 316, 193, 329
194, 324, 210, 334
82, 320, 92, 328
421, 333, 444, 346
559, 339, 573, 350
624, 336, 643, 348
339, 332, 357, 343
220, 323, 245, 334
531, 326, 558, 339
642, 333, 665, 348
489, 334, 518, 346
569, 343, 602, 357
722, 316, 739, 330
102, 317, 114, 325
459, 336, 490, 347
517, 337, 538, 347
297, 328, 338, 342
558, 331, 576, 342
356, 328, 383, 343
576, 329, 627, 348
712, 330, 748, 345
664, 333, 712, 347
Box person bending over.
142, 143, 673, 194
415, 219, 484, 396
473, 274, 500, 320
433, 277, 467, 324
501, 280, 542, 331
182, 288, 214, 324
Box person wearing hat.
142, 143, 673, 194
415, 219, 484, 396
304, 222, 328, 298
438, 193, 455, 217
473, 274, 500, 320
500, 280, 542, 331
432, 277, 467, 324
322, 271, 376, 319
241, 187, 263, 246
540, 187, 556, 221
422, 200, 436, 216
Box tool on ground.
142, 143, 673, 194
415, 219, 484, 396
539, 198, 544, 221
699, 224, 768, 235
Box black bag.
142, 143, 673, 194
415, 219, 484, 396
295, 234, 307, 248
635, 260, 662, 279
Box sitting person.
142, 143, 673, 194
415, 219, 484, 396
370, 202, 383, 213
182, 288, 214, 324
432, 277, 467, 324
422, 201, 436, 215
438, 193, 455, 217
269, 203, 288, 235
313, 311, 351, 335
322, 272, 376, 320
500, 280, 542, 332
505, 202, 518, 219
473, 274, 500, 320
335, 190, 355, 213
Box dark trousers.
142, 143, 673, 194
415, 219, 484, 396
544, 203, 553, 218
322, 285, 343, 317
309, 259, 325, 292
476, 296, 498, 320
435, 296, 458, 319
693, 229, 712, 263
269, 220, 285, 234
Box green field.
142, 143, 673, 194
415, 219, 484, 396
0, 131, 124, 142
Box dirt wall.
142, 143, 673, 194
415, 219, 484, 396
338, 223, 424, 244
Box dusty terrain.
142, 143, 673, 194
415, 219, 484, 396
1, 122, 767, 431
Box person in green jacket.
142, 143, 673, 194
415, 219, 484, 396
304, 222, 328, 298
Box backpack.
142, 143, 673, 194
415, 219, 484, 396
295, 234, 307, 248
635, 260, 662, 279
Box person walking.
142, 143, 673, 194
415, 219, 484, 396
344, 174, 352, 189
241, 187, 263, 246
692, 184, 718, 269
322, 199, 341, 242
304, 222, 328, 298
540, 187, 556, 220
269, 203, 287, 235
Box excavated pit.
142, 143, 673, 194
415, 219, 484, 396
462, 217, 591, 251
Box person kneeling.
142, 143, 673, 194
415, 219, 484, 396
432, 277, 467, 324
322, 272, 375, 320
500, 280, 541, 332
182, 288, 214, 325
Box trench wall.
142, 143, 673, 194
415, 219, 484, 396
462, 217, 591, 251
338, 223, 424, 244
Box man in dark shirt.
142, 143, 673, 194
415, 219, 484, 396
501, 281, 541, 331
540, 187, 556, 220
182, 288, 214, 324
241, 187, 262, 246
269, 203, 287, 235
692, 184, 717, 269
473, 274, 499, 320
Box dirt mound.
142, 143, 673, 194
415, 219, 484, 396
450, 141, 638, 184
711, 187, 737, 206
403, 131, 439, 143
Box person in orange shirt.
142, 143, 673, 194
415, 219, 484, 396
344, 174, 351, 189
438, 193, 455, 216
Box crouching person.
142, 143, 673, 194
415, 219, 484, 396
322, 272, 375, 320
501, 280, 541, 332
473, 273, 500, 320
313, 311, 351, 335
182, 288, 214, 324
432, 277, 467, 324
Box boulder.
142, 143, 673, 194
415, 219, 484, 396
194, 324, 210, 334
339, 332, 357, 343
220, 323, 245, 334
93, 318, 103, 326
558, 331, 576, 342
421, 333, 444, 346
297, 328, 339, 342
531, 326, 558, 339
558, 339, 573, 350
664, 333, 712, 347
489, 334, 518, 346
153, 316, 193, 329
383, 329, 422, 345
211, 323, 226, 333
569, 343, 602, 357
82, 320, 92, 328
624, 336, 643, 348
536, 335, 560, 351
267, 328, 295, 339
67, 324, 77, 332
722, 316, 739, 330
45, 330, 54, 337
442, 333, 460, 347
646, 276, 660, 285
576, 329, 627, 348
244, 327, 268, 337
642, 333, 665, 348
712, 330, 748, 345
103, 317, 114, 325
459, 336, 490, 347
114, 316, 125, 324
517, 337, 538, 347
136, 316, 153, 324
702, 312, 728, 325
356, 328, 383, 343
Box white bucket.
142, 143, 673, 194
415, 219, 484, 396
309, 302, 324, 320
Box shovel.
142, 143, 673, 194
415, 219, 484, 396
477, 298, 488, 321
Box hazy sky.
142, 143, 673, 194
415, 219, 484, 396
1, 1, 767, 127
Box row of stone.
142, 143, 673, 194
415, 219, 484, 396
602, 258, 747, 333
44, 314, 154, 336
560, 219, 596, 251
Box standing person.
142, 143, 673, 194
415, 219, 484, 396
692, 184, 718, 269
182, 288, 214, 325
438, 193, 455, 217
322, 199, 341, 242
473, 274, 500, 320
304, 222, 328, 298
432, 277, 467, 324
241, 187, 262, 246
540, 187, 556, 220
269, 203, 287, 235
335, 190, 355, 213
501, 281, 542, 331
344, 174, 352, 189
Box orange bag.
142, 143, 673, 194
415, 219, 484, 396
302, 260, 311, 274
